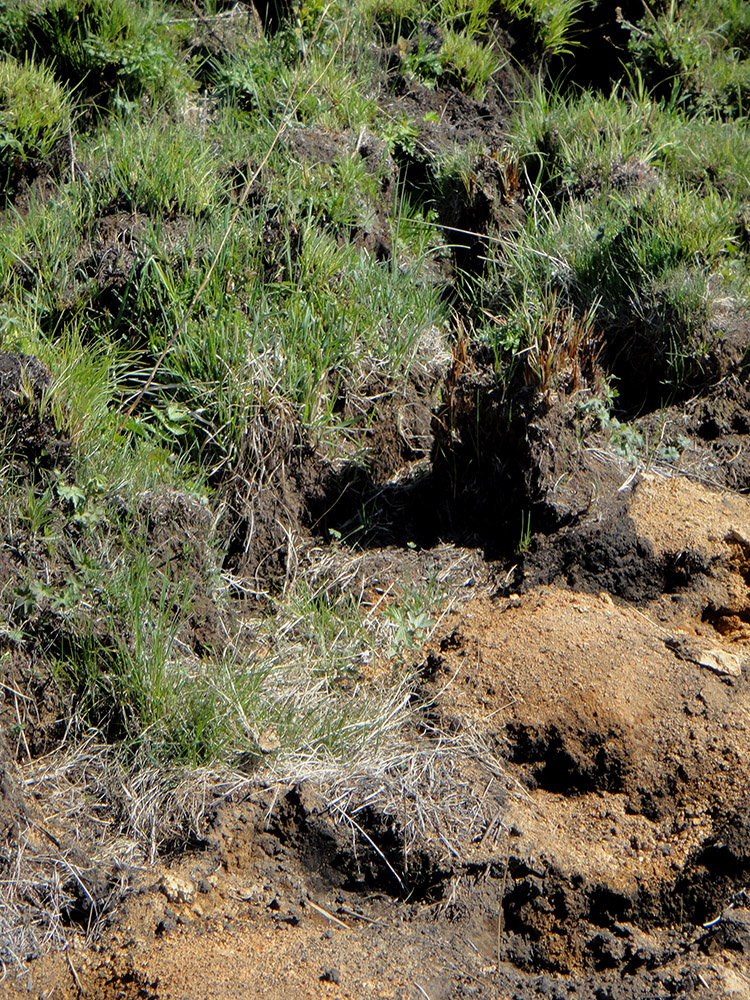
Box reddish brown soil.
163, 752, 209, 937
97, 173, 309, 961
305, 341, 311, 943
7, 467, 750, 1000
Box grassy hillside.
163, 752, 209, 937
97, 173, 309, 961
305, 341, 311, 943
0, 0, 749, 959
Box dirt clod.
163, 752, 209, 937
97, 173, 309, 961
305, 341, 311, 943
0, 352, 70, 480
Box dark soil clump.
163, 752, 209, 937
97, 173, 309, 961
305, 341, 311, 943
506, 720, 629, 796
259, 784, 447, 902
0, 646, 67, 759
670, 805, 750, 927
621, 310, 750, 494
429, 344, 613, 554
0, 353, 71, 481
221, 403, 330, 586
517, 502, 711, 603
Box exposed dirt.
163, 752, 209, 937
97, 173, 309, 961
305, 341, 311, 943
0, 352, 71, 480
4, 338, 750, 999
634, 311, 750, 491
378, 74, 523, 280
4, 52, 750, 988
85, 209, 193, 298
0, 132, 69, 214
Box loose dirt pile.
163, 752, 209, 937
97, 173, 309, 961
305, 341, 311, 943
7, 422, 750, 998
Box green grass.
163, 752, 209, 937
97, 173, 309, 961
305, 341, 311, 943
0, 55, 72, 195
501, 0, 583, 58
0, 0, 195, 111
476, 72, 750, 395
440, 27, 505, 99
89, 114, 227, 216
627, 0, 750, 115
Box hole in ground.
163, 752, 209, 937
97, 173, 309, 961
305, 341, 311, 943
703, 604, 750, 638
265, 786, 447, 904
505, 722, 628, 796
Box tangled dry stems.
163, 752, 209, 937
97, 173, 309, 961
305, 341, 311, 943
1, 543, 490, 963
2, 720, 513, 967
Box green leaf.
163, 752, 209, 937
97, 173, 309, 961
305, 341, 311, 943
57, 483, 86, 509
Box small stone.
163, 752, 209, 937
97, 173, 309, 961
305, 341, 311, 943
665, 635, 744, 677
320, 968, 340, 984
700, 908, 750, 954
158, 873, 195, 905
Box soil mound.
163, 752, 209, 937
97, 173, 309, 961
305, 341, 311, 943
9, 469, 750, 998
0, 352, 70, 480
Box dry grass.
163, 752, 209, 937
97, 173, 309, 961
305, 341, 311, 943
0, 542, 493, 965
294, 727, 524, 874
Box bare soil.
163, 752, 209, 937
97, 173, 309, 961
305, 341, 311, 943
5, 344, 750, 999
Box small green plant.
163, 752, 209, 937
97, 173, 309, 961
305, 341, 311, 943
382, 112, 419, 156
0, 55, 71, 194
440, 29, 503, 100
18, 482, 56, 539
384, 575, 445, 651
500, 0, 582, 59
302, 154, 379, 231
518, 509, 532, 552
400, 32, 444, 87
578, 388, 691, 466
214, 46, 276, 112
